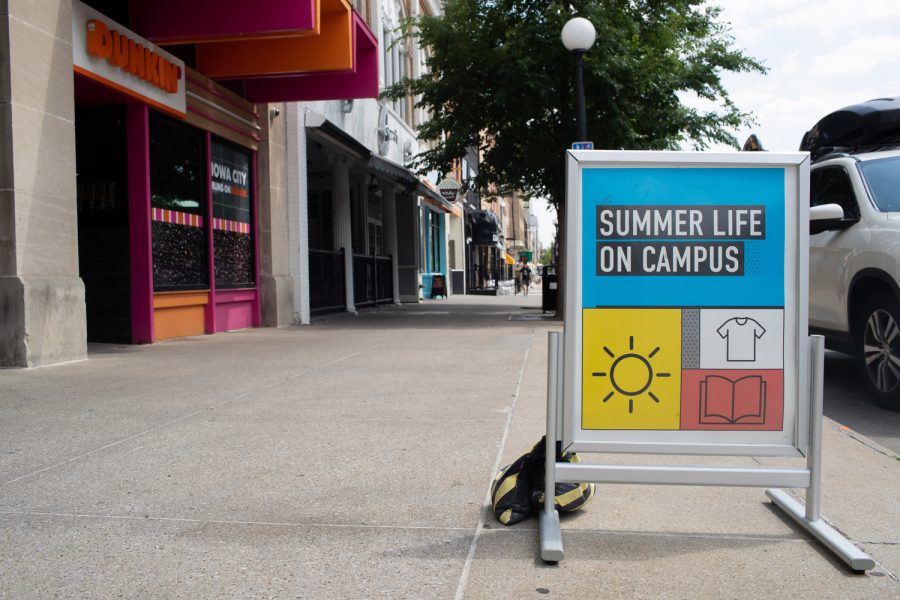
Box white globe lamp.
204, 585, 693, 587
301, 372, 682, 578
561, 17, 596, 52
561, 17, 596, 141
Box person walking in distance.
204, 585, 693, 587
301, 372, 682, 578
521, 264, 532, 296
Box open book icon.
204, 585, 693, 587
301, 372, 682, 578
699, 374, 766, 424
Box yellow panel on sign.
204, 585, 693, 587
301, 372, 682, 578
582, 309, 681, 430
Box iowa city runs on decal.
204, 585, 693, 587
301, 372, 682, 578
594, 205, 765, 276
210, 161, 248, 195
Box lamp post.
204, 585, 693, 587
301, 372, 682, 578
557, 17, 596, 318
561, 17, 596, 142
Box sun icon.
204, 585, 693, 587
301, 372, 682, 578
592, 335, 671, 414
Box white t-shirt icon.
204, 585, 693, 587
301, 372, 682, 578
717, 317, 766, 362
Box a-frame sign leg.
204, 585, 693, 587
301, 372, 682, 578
540, 331, 564, 562
766, 335, 874, 572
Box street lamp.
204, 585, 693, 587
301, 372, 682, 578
556, 17, 596, 318
561, 17, 596, 142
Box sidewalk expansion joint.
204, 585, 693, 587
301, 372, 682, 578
0, 510, 478, 533
454, 327, 536, 600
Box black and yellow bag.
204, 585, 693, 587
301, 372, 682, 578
490, 437, 596, 526
490, 448, 538, 526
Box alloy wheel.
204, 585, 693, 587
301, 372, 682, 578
862, 308, 900, 394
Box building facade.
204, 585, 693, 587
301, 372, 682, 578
1, 0, 380, 366
1, 0, 465, 367
286, 0, 457, 319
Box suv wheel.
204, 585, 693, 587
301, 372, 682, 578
855, 291, 900, 411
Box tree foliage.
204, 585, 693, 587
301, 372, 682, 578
539, 246, 555, 266
385, 0, 766, 207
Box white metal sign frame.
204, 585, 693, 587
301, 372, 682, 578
540, 150, 873, 572
564, 151, 809, 456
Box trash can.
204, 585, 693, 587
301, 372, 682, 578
541, 265, 558, 313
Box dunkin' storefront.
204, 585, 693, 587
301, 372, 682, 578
73, 1, 261, 343
1, 0, 378, 365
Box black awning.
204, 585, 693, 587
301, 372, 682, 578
306, 111, 371, 160
367, 156, 454, 213
472, 209, 500, 245
367, 155, 418, 186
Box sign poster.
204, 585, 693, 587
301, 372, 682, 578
211, 141, 251, 226
211, 139, 254, 288
565, 152, 809, 456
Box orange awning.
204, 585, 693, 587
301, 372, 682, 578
195, 0, 353, 78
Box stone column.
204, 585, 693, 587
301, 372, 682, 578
287, 104, 309, 324
381, 183, 400, 303
0, 2, 87, 366
257, 102, 296, 327
332, 157, 355, 313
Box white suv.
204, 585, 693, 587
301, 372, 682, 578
804, 102, 900, 411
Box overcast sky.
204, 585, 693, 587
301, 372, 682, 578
533, 0, 900, 247
708, 0, 900, 152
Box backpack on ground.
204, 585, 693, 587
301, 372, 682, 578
490, 437, 595, 526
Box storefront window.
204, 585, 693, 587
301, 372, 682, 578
429, 211, 441, 272
150, 111, 208, 291
211, 137, 255, 288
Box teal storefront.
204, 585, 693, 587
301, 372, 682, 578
421, 206, 446, 298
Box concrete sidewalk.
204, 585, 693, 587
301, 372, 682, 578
1, 294, 897, 599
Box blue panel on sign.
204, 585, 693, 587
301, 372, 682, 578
572, 142, 594, 150
581, 168, 785, 307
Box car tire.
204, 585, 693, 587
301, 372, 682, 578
854, 291, 900, 411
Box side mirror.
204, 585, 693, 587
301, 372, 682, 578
809, 203, 855, 235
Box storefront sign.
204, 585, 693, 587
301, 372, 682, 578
564, 151, 810, 456
72, 0, 186, 118
437, 177, 462, 203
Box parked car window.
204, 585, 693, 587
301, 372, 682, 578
858, 155, 900, 212
810, 166, 860, 219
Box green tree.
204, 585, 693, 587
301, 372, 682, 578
388, 0, 763, 203
540, 246, 555, 266
386, 0, 765, 311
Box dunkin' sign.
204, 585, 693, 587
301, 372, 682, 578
72, 0, 186, 118
85, 19, 181, 94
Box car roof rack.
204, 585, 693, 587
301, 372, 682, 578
800, 97, 900, 161
813, 150, 854, 163
809, 142, 900, 164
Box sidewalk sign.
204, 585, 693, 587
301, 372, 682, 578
540, 150, 873, 572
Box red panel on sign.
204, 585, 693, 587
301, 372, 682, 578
680, 369, 784, 430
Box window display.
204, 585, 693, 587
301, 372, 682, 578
150, 112, 208, 290
211, 137, 255, 288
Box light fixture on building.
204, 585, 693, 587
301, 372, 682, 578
340, 99, 354, 114
376, 105, 397, 156
269, 106, 281, 120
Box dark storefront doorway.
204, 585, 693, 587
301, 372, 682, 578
75, 105, 132, 343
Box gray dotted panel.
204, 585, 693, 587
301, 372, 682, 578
682, 308, 700, 368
